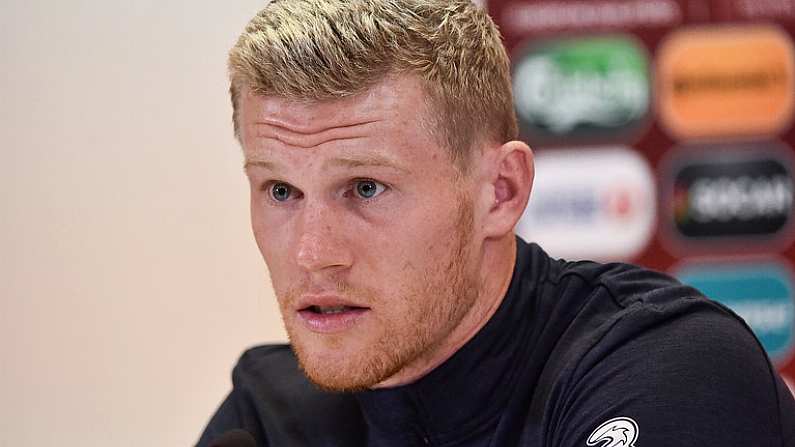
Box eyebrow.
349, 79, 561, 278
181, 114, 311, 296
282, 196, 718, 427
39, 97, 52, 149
243, 159, 277, 171
326, 155, 408, 173
243, 155, 407, 173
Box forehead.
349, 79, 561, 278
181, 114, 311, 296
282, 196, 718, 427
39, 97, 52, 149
238, 75, 449, 168
240, 76, 431, 139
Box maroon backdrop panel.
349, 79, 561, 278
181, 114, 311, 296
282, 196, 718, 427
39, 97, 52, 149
489, 0, 795, 388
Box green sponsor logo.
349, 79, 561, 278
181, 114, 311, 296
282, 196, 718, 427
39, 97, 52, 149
512, 36, 650, 142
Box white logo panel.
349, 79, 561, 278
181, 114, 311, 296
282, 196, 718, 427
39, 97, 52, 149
516, 146, 656, 261
586, 417, 639, 447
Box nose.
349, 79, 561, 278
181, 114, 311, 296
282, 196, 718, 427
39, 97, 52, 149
294, 202, 353, 273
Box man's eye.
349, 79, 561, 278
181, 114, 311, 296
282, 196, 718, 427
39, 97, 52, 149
354, 180, 386, 199
270, 183, 293, 202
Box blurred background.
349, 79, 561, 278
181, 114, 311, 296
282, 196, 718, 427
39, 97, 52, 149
1, 1, 285, 445
498, 0, 795, 396
2, 0, 794, 446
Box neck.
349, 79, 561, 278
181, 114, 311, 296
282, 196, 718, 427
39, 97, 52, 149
373, 235, 517, 388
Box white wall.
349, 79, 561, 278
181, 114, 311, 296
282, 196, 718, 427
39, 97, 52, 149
0, 1, 287, 445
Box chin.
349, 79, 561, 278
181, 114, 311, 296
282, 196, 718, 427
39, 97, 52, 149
301, 364, 379, 393
290, 332, 406, 392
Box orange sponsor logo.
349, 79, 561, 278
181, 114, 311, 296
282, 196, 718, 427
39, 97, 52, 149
657, 25, 795, 140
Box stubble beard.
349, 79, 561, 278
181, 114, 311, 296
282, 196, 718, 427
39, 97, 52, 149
278, 199, 479, 392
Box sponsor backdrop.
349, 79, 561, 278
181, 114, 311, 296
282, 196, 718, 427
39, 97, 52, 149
488, 0, 795, 384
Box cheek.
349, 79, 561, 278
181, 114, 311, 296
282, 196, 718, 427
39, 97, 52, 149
387, 207, 460, 263
250, 207, 271, 256
363, 226, 451, 304
250, 209, 292, 279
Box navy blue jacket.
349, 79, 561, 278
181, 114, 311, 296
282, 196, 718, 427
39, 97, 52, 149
198, 239, 795, 446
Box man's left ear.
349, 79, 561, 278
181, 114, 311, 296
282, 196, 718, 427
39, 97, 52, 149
478, 140, 534, 239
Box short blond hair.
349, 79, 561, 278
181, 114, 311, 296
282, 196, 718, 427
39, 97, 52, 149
228, 0, 517, 166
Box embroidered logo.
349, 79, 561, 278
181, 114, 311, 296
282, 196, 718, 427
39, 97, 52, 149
586, 417, 639, 447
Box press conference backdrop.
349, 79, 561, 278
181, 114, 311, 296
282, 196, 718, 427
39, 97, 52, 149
492, 0, 795, 390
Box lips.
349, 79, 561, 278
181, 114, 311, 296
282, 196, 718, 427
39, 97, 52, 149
295, 295, 371, 333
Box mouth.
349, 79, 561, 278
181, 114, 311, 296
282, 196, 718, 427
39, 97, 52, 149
301, 305, 369, 315
295, 297, 371, 333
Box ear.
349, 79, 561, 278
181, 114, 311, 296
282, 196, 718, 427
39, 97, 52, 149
479, 140, 534, 239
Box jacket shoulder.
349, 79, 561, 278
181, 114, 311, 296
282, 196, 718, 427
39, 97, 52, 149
200, 344, 366, 447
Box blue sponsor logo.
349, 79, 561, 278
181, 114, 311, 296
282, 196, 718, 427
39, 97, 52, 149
676, 262, 795, 362
531, 187, 626, 224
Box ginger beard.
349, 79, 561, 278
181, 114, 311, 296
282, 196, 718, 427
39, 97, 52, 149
276, 198, 479, 392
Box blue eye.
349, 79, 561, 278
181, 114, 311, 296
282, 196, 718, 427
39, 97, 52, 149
355, 180, 385, 199
270, 183, 292, 202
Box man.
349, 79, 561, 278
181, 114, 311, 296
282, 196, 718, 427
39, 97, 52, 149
198, 1, 795, 445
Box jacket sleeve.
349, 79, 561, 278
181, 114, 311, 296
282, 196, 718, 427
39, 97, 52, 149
194, 344, 366, 447
195, 389, 268, 446
195, 353, 271, 447
547, 303, 795, 447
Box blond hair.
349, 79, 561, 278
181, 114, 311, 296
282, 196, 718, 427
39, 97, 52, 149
228, 0, 517, 166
